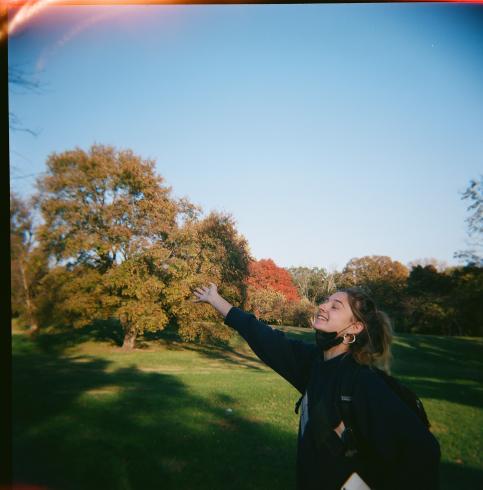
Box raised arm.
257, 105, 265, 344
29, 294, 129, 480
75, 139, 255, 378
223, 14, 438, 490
193, 284, 317, 394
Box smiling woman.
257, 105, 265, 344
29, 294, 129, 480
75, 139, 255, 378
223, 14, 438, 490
313, 289, 393, 371
193, 283, 441, 490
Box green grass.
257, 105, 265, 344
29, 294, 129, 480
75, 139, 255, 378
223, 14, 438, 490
12, 322, 483, 490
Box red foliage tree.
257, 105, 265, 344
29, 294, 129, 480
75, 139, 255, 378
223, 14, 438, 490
247, 258, 300, 302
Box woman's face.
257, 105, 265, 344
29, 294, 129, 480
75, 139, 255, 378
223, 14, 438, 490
312, 291, 356, 334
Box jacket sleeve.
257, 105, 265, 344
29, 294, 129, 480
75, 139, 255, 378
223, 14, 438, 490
224, 307, 317, 394
352, 369, 441, 490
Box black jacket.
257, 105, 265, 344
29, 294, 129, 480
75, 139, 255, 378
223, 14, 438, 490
224, 307, 440, 490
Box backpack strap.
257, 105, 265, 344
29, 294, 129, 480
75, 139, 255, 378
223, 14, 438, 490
295, 349, 320, 414
336, 355, 363, 457
294, 353, 363, 458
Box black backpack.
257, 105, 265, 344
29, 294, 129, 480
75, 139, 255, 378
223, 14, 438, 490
294, 355, 432, 457
336, 357, 431, 456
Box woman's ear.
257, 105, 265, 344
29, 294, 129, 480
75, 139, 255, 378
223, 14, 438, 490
351, 321, 364, 335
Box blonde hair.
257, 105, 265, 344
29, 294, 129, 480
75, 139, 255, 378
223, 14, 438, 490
341, 287, 393, 373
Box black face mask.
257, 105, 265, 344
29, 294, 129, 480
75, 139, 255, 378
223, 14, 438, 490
314, 321, 358, 352
315, 330, 344, 352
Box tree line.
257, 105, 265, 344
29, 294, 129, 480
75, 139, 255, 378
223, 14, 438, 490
10, 145, 483, 346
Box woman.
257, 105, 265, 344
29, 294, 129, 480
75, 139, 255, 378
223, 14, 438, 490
193, 283, 440, 490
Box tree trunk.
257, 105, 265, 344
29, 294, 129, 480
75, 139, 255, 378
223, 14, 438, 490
19, 258, 38, 334
122, 321, 137, 350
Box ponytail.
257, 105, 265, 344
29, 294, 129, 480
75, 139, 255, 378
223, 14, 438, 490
340, 288, 393, 373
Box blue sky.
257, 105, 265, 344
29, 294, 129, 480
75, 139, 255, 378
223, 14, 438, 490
8, 3, 483, 271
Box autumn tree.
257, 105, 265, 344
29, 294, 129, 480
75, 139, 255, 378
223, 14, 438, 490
340, 255, 408, 289
34, 145, 252, 347
247, 259, 300, 301
243, 258, 301, 325
10, 193, 47, 333
245, 287, 287, 325
339, 255, 409, 325
162, 211, 251, 342
35, 144, 179, 348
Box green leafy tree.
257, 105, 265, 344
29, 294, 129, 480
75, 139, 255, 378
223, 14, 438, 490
403, 263, 482, 336
403, 265, 456, 334
448, 265, 483, 336
407, 258, 448, 273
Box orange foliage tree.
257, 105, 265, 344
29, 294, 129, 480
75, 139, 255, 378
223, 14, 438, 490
247, 259, 300, 301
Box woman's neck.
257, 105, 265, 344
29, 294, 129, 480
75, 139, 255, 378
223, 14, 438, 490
324, 343, 350, 361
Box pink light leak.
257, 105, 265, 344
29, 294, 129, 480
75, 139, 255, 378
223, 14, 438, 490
2, 0, 174, 43
4, 1, 60, 41
2, 0, 483, 44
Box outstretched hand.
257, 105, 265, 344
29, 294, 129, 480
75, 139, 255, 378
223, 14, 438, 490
193, 283, 219, 304
193, 283, 233, 318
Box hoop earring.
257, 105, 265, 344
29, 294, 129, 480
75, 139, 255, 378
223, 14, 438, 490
342, 333, 356, 345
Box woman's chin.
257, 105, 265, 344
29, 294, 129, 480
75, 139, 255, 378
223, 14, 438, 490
312, 324, 331, 333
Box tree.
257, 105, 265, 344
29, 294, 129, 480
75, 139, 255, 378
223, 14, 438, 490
10, 193, 47, 333
407, 258, 448, 273
247, 259, 300, 301
245, 287, 287, 325
402, 263, 482, 336
406, 265, 452, 298
455, 176, 483, 266
339, 255, 409, 326
34, 147, 252, 347
447, 265, 483, 336
163, 211, 251, 342
341, 256, 409, 287
288, 266, 335, 303
284, 299, 316, 328
35, 144, 179, 348
403, 265, 456, 335
9, 65, 41, 136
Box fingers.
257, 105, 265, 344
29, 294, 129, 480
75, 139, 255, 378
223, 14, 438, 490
194, 284, 216, 294
192, 283, 217, 302
193, 286, 209, 302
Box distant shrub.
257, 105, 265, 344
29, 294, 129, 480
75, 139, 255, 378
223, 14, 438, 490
285, 300, 316, 328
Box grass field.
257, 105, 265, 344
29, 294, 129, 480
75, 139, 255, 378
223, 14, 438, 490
12, 321, 483, 490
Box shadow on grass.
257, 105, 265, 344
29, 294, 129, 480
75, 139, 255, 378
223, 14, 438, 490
33, 322, 266, 371
12, 334, 295, 490
34, 319, 125, 353
173, 342, 266, 371
390, 334, 483, 409
440, 461, 483, 490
